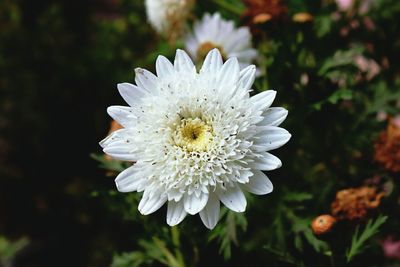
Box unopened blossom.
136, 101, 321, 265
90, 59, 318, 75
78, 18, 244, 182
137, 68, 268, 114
331, 186, 384, 221
292, 13, 313, 23
185, 13, 257, 69
145, 0, 194, 40
311, 214, 337, 236
100, 49, 291, 229
374, 116, 400, 172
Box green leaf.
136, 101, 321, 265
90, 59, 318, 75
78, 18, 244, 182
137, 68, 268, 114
346, 215, 388, 262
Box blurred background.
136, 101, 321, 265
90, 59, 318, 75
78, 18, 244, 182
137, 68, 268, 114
1, 0, 400, 266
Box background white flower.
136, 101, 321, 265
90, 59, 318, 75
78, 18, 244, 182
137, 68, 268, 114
185, 13, 258, 69
100, 49, 290, 229
145, 0, 194, 39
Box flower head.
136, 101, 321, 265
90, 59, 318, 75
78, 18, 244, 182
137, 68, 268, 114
336, 0, 354, 12
145, 0, 194, 40
374, 116, 400, 172
242, 0, 287, 25
185, 13, 258, 69
100, 49, 291, 229
381, 237, 400, 260
331, 186, 384, 221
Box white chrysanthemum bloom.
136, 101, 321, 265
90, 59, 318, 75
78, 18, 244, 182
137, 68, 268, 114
185, 13, 258, 69
100, 49, 291, 229
145, 0, 194, 38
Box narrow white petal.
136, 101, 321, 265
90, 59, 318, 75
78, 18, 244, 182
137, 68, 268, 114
99, 128, 124, 148
107, 106, 133, 127
217, 57, 240, 95
217, 184, 246, 212
166, 201, 187, 226
138, 189, 167, 215
117, 83, 148, 106
115, 165, 142, 192
249, 152, 282, 170
259, 108, 288, 127
156, 55, 174, 78
134, 68, 157, 92
236, 169, 254, 183
241, 170, 273, 195
103, 145, 135, 161
199, 193, 220, 229
184, 192, 209, 215
103, 137, 137, 162
174, 49, 195, 73
230, 49, 258, 62
250, 90, 277, 112
238, 65, 256, 95
254, 126, 291, 151
200, 48, 223, 74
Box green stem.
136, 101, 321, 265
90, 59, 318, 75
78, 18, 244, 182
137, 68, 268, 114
212, 0, 243, 16
171, 226, 186, 267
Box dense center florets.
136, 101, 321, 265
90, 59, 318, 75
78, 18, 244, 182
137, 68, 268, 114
174, 118, 213, 152
131, 86, 253, 197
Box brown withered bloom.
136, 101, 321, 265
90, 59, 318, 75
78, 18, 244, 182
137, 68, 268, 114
374, 116, 400, 172
242, 0, 288, 26
331, 186, 384, 221
311, 214, 337, 235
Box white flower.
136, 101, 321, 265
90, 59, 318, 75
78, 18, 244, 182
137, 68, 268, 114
185, 13, 258, 69
145, 0, 194, 38
100, 49, 291, 229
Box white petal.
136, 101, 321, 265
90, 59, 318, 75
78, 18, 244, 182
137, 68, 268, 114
138, 189, 167, 215
200, 48, 223, 75
174, 49, 195, 73
241, 170, 273, 195
166, 201, 187, 226
117, 83, 148, 106
254, 126, 291, 151
156, 55, 174, 78
217, 57, 240, 96
107, 106, 133, 127
259, 108, 288, 127
230, 49, 258, 62
250, 90, 277, 112
237, 65, 256, 95
115, 165, 142, 192
99, 128, 124, 148
217, 184, 246, 212
249, 152, 282, 170
184, 192, 209, 215
236, 169, 254, 183
134, 68, 157, 92
199, 193, 220, 229
103, 136, 137, 161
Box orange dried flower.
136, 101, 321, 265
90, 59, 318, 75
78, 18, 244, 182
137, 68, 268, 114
374, 117, 400, 172
311, 214, 337, 235
331, 186, 384, 221
242, 0, 287, 25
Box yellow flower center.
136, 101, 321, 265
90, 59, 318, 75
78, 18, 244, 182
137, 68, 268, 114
175, 118, 213, 152
197, 42, 227, 61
